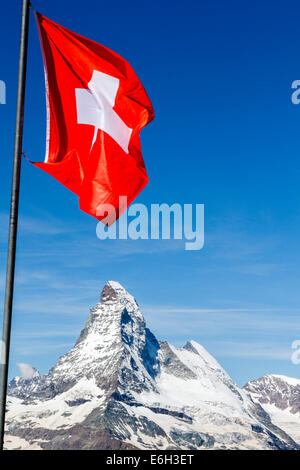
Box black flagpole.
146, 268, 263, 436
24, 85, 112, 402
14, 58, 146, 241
0, 0, 30, 451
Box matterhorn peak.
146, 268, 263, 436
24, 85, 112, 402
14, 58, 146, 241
100, 282, 119, 302
100, 280, 140, 310
20, 281, 156, 402
5, 282, 300, 451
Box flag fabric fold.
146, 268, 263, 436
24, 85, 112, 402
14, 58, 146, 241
33, 12, 154, 223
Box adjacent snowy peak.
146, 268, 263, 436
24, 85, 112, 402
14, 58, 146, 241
268, 374, 300, 387
244, 374, 300, 445
183, 340, 229, 373
8, 366, 41, 399
5, 282, 300, 450
17, 363, 40, 380
244, 374, 300, 413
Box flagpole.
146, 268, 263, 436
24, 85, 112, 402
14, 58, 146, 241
0, 0, 30, 451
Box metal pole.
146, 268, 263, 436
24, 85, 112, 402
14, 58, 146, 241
0, 0, 30, 451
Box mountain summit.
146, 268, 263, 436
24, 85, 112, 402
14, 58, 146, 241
244, 374, 300, 445
5, 282, 300, 450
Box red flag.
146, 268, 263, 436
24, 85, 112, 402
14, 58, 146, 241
33, 12, 154, 224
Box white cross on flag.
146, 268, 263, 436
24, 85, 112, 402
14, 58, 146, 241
75, 70, 132, 154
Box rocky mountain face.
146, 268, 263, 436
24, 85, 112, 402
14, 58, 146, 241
244, 375, 300, 445
8, 367, 41, 399
4, 281, 300, 450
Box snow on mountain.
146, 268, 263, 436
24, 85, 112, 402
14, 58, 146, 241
7, 366, 41, 399
244, 374, 300, 445
4, 281, 300, 450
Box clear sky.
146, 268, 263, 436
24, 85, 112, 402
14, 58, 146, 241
1, 0, 300, 386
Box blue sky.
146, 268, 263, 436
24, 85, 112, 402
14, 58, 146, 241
1, 0, 300, 386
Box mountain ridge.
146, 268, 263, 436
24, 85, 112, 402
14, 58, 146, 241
244, 374, 300, 445
5, 281, 300, 450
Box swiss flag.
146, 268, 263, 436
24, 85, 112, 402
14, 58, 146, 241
32, 12, 154, 224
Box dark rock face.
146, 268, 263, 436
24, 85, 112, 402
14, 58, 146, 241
244, 374, 300, 445
101, 283, 119, 303
11, 425, 138, 450
5, 282, 300, 450
159, 342, 196, 380
244, 375, 300, 414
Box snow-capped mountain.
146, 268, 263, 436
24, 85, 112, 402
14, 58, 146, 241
244, 374, 300, 445
4, 282, 300, 450
8, 367, 41, 399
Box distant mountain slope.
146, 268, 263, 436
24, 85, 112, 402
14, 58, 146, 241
5, 282, 299, 450
244, 374, 300, 445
